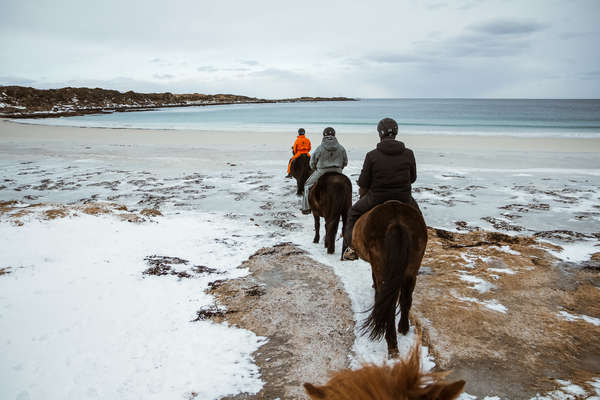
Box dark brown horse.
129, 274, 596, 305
304, 336, 464, 400
308, 172, 352, 255
350, 200, 427, 358
290, 153, 312, 195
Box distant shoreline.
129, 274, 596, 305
0, 85, 356, 119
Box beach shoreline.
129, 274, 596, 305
3, 118, 600, 153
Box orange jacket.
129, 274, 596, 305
293, 135, 311, 155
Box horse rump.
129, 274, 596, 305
361, 223, 409, 340
290, 154, 312, 195
309, 172, 352, 254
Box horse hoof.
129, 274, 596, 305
327, 248, 334, 254
398, 324, 410, 335
313, 238, 319, 244
388, 349, 400, 359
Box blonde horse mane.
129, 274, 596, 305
304, 338, 465, 400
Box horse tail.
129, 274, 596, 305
362, 223, 409, 340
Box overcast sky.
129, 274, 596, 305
1, 0, 598, 98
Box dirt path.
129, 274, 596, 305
209, 243, 355, 400
208, 233, 599, 399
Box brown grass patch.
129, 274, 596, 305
412, 227, 600, 398
44, 208, 69, 219
140, 208, 162, 217
82, 205, 110, 215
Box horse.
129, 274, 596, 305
346, 200, 428, 358
308, 172, 352, 255
289, 153, 312, 195
303, 337, 465, 400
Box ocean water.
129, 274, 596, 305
18, 99, 600, 138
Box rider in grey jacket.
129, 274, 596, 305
301, 127, 348, 214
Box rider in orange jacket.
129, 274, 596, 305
287, 128, 311, 177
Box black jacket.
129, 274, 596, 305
357, 139, 416, 194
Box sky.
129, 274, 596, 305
0, 0, 599, 98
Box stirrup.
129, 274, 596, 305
301, 209, 312, 215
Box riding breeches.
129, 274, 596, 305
343, 191, 420, 247
301, 167, 343, 212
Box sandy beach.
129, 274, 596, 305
4, 119, 600, 152
1, 120, 599, 399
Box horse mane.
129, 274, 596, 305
304, 340, 464, 400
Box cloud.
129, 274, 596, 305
559, 31, 597, 40
368, 54, 430, 64
149, 58, 162, 63
153, 73, 175, 80
469, 19, 547, 35
248, 68, 305, 80
580, 70, 600, 80
239, 60, 259, 66
197, 66, 219, 73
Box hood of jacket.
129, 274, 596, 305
321, 135, 339, 151
376, 139, 405, 155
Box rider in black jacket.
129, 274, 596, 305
342, 118, 420, 260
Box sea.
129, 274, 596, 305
18, 98, 600, 138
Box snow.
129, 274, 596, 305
0, 214, 269, 400
546, 240, 599, 263
454, 294, 508, 314
487, 267, 516, 275
558, 311, 600, 326
458, 272, 495, 293
286, 228, 436, 370
494, 245, 521, 255
532, 379, 592, 399
1, 129, 599, 399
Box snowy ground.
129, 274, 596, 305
1, 123, 599, 399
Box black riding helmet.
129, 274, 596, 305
323, 127, 336, 137
377, 118, 398, 139
298, 128, 305, 135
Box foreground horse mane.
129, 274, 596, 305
304, 340, 465, 400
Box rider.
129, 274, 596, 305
301, 127, 348, 214
286, 128, 311, 178
342, 118, 419, 260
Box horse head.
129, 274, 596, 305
303, 337, 464, 400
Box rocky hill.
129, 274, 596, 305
0, 86, 355, 118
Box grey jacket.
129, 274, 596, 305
310, 136, 348, 171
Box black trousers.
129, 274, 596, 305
343, 191, 420, 247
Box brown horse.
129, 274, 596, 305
290, 153, 312, 195
304, 337, 465, 400
350, 200, 427, 358
308, 172, 352, 255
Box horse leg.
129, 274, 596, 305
312, 212, 320, 244
398, 276, 416, 335
385, 296, 400, 358
325, 216, 339, 254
